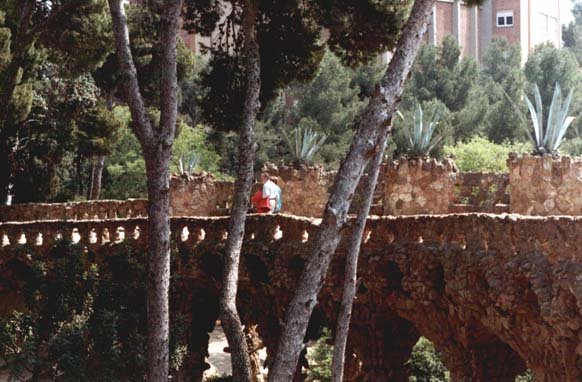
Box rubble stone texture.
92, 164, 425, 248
383, 157, 457, 215
170, 173, 234, 216
508, 154, 582, 216
0, 199, 148, 222
170, 165, 336, 218
1, 214, 582, 381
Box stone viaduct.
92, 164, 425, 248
1, 213, 582, 381
1, 154, 582, 381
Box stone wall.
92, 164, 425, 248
451, 172, 510, 213
383, 157, 457, 215
508, 154, 582, 216
3, 154, 582, 221
0, 199, 147, 222
169, 166, 335, 218
2, 214, 582, 381
262, 164, 335, 218
170, 173, 233, 216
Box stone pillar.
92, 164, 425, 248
508, 153, 582, 215
173, 286, 220, 382
351, 314, 419, 382
245, 324, 265, 382
383, 158, 457, 216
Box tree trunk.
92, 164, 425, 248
144, 146, 173, 381
0, 140, 10, 204
219, 1, 261, 381
331, 132, 389, 382
76, 154, 85, 197
88, 155, 106, 200
108, 1, 183, 381
268, 1, 437, 380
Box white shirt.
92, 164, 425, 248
262, 180, 279, 199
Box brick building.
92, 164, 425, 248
427, 0, 562, 63
131, 0, 561, 64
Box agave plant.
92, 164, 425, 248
523, 83, 575, 155
178, 153, 201, 176
399, 103, 445, 157
282, 126, 327, 164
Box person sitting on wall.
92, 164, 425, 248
251, 172, 282, 213
251, 188, 271, 213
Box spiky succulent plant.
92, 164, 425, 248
282, 126, 327, 164
524, 83, 575, 155
399, 103, 445, 157
178, 153, 201, 176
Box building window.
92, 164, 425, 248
497, 11, 514, 27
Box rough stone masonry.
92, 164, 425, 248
1, 213, 582, 381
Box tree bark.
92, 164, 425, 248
219, 1, 261, 381
268, 1, 437, 380
108, 1, 183, 381
88, 155, 106, 200
331, 132, 388, 382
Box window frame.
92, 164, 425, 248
496, 10, 514, 28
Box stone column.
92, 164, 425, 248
508, 153, 582, 215
351, 314, 419, 382
173, 286, 220, 382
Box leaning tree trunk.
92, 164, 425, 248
219, 1, 261, 381
331, 130, 389, 382
268, 1, 437, 380
88, 155, 106, 200
108, 1, 183, 381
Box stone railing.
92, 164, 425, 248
1, 214, 579, 259
1, 213, 582, 381
0, 199, 148, 223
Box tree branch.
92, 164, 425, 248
107, 0, 154, 145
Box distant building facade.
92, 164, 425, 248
426, 0, 562, 63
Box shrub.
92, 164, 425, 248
306, 328, 333, 382
0, 241, 188, 381
561, 137, 582, 157
408, 337, 449, 382
515, 370, 535, 382
444, 136, 529, 173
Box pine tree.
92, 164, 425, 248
401, 35, 487, 142
481, 37, 526, 143
0, 0, 112, 203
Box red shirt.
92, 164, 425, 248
251, 190, 271, 213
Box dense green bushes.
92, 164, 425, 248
443, 137, 530, 173
0, 241, 188, 381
